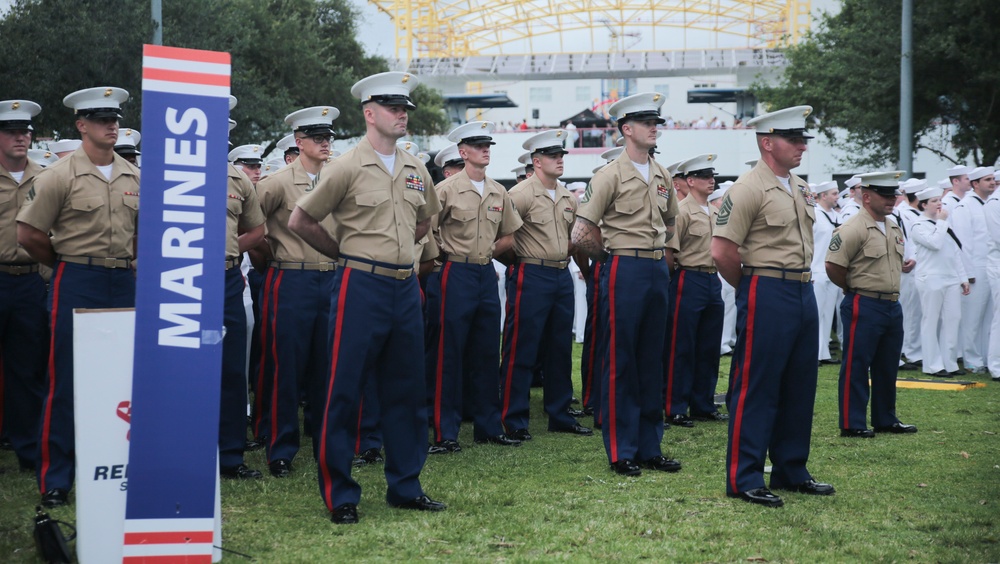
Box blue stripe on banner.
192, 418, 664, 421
126, 44, 231, 523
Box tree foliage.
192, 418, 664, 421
753, 0, 1000, 169
0, 0, 450, 146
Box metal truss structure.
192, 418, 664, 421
368, 1, 811, 63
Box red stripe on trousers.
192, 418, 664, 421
267, 271, 284, 456
318, 269, 351, 510
252, 268, 275, 438
728, 275, 758, 493
842, 294, 861, 428
665, 270, 686, 414
354, 396, 364, 455
583, 263, 601, 405
432, 263, 452, 442
500, 264, 525, 425
38, 262, 65, 493
607, 257, 620, 462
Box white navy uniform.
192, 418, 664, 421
952, 194, 993, 371
896, 204, 923, 363
812, 206, 842, 361
910, 216, 967, 374
983, 192, 1000, 379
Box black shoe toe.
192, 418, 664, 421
331, 503, 358, 524
41, 488, 69, 508
221, 464, 263, 479
390, 494, 446, 511
874, 422, 918, 434
728, 487, 784, 507
840, 428, 875, 438
269, 459, 292, 478
551, 423, 593, 436
643, 455, 682, 472
772, 479, 835, 496
611, 459, 641, 476
474, 434, 521, 446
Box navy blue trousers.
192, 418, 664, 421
316, 257, 427, 509
580, 262, 604, 425
663, 270, 724, 417
425, 262, 504, 442
499, 263, 577, 433
257, 268, 334, 464
37, 262, 134, 493
219, 267, 250, 470
0, 272, 46, 469
838, 293, 904, 430
599, 255, 670, 464
726, 275, 818, 494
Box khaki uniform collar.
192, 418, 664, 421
70, 146, 136, 182
750, 161, 805, 195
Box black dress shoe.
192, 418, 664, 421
667, 414, 695, 428
41, 488, 69, 508
474, 434, 522, 447
874, 422, 918, 434
428, 440, 462, 454
900, 362, 920, 371
566, 407, 585, 417
551, 423, 593, 436
390, 495, 447, 511
772, 479, 836, 496
611, 459, 641, 476
949, 369, 968, 376
932, 370, 952, 377
570, 396, 580, 405
583, 406, 594, 416
331, 503, 358, 524
245, 438, 264, 451
507, 429, 533, 441
269, 459, 292, 478
643, 455, 682, 472
691, 411, 729, 422
840, 428, 875, 438
819, 358, 841, 365
727, 487, 784, 507
220, 464, 263, 479
353, 448, 384, 466
0, 437, 11, 450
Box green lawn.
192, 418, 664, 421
2, 345, 998, 562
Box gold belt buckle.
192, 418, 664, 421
653, 250, 664, 260
395, 268, 411, 280
318, 263, 333, 272
103, 257, 118, 268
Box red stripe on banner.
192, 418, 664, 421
607, 257, 620, 461
268, 271, 284, 455
433, 263, 452, 443
38, 262, 65, 493
354, 396, 364, 455
124, 556, 212, 564
144, 44, 230, 64
583, 263, 601, 405
124, 531, 214, 544
252, 269, 275, 439
500, 264, 525, 424
665, 270, 686, 414
142, 68, 230, 87
842, 294, 861, 428
728, 276, 758, 493
318, 270, 351, 510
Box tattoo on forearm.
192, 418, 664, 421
571, 218, 606, 260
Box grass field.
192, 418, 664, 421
2, 345, 999, 562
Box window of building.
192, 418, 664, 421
529, 87, 552, 103
575, 86, 590, 102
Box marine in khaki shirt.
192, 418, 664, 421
224, 163, 265, 260
257, 158, 335, 264
667, 194, 716, 269
18, 146, 139, 263
294, 135, 440, 266
825, 207, 905, 295
1, 157, 43, 264
434, 169, 521, 260
507, 173, 576, 261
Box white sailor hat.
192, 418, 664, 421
63, 87, 129, 119
995, 170, 1000, 182
937, 178, 950, 189
899, 177, 927, 195
228, 144, 264, 164
856, 171, 904, 196
678, 153, 717, 176
608, 92, 666, 124
48, 139, 81, 154
513, 165, 528, 177
351, 72, 418, 109
844, 175, 862, 189
447, 121, 496, 145
915, 186, 943, 201
260, 158, 285, 179
945, 164, 972, 177
276, 133, 298, 154
968, 166, 995, 181
838, 188, 851, 200
229, 95, 238, 110
815, 180, 838, 193
600, 147, 624, 162
285, 106, 338, 136
228, 119, 237, 132
523, 129, 569, 156
566, 181, 587, 193
0, 100, 40, 130
434, 143, 464, 169
708, 183, 731, 202
745, 159, 758, 168
517, 151, 534, 168
27, 149, 59, 167
746, 105, 814, 139
114, 128, 141, 156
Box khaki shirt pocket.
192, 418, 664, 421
402, 188, 426, 208
122, 195, 139, 212
71, 196, 105, 213
764, 208, 796, 228
614, 197, 643, 215
356, 190, 390, 208
529, 209, 554, 224
863, 244, 887, 259
562, 208, 575, 224
0, 191, 13, 210
452, 207, 478, 223
688, 223, 709, 237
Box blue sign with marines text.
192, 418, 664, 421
124, 45, 232, 562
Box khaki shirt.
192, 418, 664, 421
225, 164, 265, 259
297, 136, 441, 265
825, 207, 904, 294
508, 175, 577, 261
434, 169, 521, 259
713, 161, 815, 269
17, 147, 139, 258
1, 158, 44, 263
414, 233, 439, 269
577, 153, 678, 250
257, 159, 334, 263
667, 196, 714, 268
